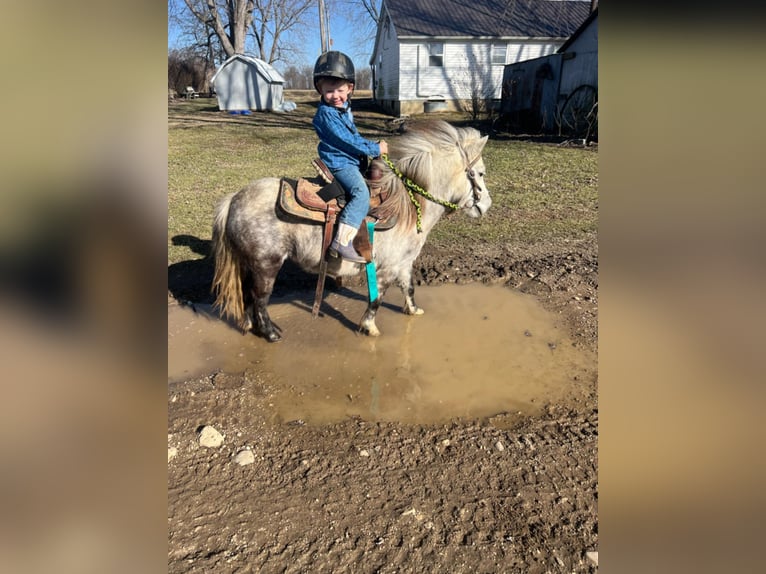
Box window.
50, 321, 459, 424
491, 43, 507, 65
428, 42, 444, 67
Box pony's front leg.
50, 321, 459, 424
399, 274, 424, 316
359, 298, 382, 336
359, 285, 388, 337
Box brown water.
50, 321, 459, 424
168, 284, 594, 425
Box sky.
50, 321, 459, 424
168, 2, 376, 72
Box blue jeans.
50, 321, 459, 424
332, 166, 369, 229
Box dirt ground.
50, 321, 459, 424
168, 234, 598, 573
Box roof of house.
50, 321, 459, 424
384, 0, 592, 39
557, 6, 597, 52
211, 54, 285, 85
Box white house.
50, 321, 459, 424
370, 0, 592, 116
211, 54, 285, 112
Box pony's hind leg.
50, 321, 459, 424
253, 293, 281, 342
249, 256, 285, 342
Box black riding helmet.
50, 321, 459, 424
313, 51, 355, 93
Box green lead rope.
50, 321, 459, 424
380, 154, 460, 232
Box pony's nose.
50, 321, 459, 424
476, 195, 492, 215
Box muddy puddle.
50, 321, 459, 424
168, 284, 595, 425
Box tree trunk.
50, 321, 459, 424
183, 0, 254, 58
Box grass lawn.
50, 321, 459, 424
168, 91, 597, 267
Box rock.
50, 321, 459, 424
168, 447, 178, 462
198, 425, 224, 448
359, 449, 370, 457
495, 440, 505, 452
233, 448, 255, 466
586, 551, 598, 566
401, 508, 425, 521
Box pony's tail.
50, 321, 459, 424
211, 193, 246, 329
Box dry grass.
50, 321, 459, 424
168, 91, 597, 266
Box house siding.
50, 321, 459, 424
392, 40, 561, 115
370, 0, 590, 115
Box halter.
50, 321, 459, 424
380, 144, 484, 232
457, 144, 485, 209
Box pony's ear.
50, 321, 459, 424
466, 135, 489, 160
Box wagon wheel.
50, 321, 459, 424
559, 84, 598, 141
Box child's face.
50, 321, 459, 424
320, 80, 353, 108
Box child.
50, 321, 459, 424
312, 51, 388, 263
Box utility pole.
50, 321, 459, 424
318, 0, 330, 53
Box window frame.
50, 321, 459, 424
491, 43, 508, 65
427, 42, 444, 67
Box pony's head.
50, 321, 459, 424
454, 125, 491, 218
371, 120, 491, 230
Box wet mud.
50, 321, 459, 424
168, 240, 599, 573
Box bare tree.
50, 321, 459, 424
335, 0, 381, 58
168, 48, 211, 95
170, 1, 225, 92
355, 66, 372, 90
341, 0, 380, 24
282, 65, 314, 89
182, 0, 255, 58
178, 0, 315, 66
250, 0, 314, 64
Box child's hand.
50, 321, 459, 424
378, 140, 388, 156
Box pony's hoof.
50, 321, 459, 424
405, 306, 425, 316
240, 317, 254, 333
265, 332, 282, 343
358, 322, 381, 337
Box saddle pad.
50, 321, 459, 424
296, 178, 331, 211
278, 178, 327, 223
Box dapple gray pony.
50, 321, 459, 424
211, 120, 491, 342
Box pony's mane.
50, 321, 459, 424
370, 119, 465, 230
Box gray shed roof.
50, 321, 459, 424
384, 0, 592, 39
210, 54, 285, 85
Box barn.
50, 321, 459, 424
499, 6, 598, 139
211, 54, 285, 112
369, 0, 593, 116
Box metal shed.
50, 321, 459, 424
498, 7, 598, 139
211, 54, 285, 112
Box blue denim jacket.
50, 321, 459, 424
313, 100, 381, 171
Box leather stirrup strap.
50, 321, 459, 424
312, 204, 339, 318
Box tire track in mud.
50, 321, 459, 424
168, 243, 598, 572
168, 406, 597, 573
